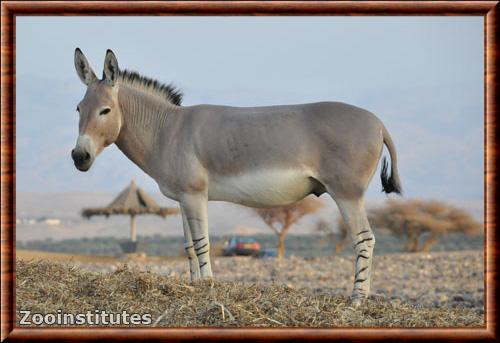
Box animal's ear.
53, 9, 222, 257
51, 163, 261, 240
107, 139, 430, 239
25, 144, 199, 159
103, 49, 119, 87
74, 48, 97, 86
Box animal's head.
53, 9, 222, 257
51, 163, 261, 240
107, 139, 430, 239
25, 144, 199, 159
72, 48, 123, 171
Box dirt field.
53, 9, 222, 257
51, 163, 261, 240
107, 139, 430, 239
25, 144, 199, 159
16, 250, 483, 327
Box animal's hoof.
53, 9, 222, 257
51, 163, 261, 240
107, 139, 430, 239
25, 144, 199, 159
349, 295, 366, 308
189, 274, 201, 283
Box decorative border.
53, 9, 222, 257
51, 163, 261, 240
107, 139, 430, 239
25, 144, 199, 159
1, 1, 498, 341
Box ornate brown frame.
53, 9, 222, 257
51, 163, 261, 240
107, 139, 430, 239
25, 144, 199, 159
1, 1, 498, 341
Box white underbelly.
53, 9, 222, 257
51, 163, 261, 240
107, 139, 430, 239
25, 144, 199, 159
208, 169, 316, 207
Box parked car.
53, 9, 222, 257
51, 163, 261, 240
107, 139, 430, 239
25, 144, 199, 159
222, 236, 261, 256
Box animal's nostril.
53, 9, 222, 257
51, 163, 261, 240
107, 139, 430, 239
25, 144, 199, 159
71, 149, 90, 166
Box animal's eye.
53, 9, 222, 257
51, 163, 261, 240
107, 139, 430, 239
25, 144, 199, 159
76, 106, 80, 112
100, 108, 111, 115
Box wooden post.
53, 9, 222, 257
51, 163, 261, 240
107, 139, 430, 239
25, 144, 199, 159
130, 214, 137, 242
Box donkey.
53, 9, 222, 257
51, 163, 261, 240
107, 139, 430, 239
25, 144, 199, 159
72, 48, 402, 306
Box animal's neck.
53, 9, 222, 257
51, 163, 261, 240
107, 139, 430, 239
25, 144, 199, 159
115, 84, 179, 177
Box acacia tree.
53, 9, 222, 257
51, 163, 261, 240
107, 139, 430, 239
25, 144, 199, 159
329, 199, 482, 253
255, 196, 324, 259
368, 199, 482, 252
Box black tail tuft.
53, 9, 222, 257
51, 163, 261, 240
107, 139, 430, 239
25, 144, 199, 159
381, 156, 402, 194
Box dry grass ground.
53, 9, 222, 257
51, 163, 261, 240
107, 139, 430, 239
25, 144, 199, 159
20, 249, 481, 311
16, 257, 483, 328
16, 250, 119, 263
16, 249, 184, 264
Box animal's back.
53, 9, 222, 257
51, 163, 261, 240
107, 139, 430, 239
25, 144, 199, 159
188, 101, 384, 174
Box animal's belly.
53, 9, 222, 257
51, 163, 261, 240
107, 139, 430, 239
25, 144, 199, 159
208, 169, 316, 207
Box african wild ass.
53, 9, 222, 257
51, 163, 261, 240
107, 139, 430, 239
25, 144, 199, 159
72, 49, 402, 306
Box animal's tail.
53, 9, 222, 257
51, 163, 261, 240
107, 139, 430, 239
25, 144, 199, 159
380, 125, 403, 194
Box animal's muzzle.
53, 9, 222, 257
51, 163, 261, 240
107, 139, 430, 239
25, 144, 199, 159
71, 148, 92, 171
72, 134, 96, 171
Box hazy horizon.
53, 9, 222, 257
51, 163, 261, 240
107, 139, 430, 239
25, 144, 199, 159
16, 191, 484, 242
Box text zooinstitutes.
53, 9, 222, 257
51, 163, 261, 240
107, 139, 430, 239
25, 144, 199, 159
19, 309, 152, 325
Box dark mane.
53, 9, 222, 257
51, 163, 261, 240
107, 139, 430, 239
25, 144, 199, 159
118, 69, 183, 106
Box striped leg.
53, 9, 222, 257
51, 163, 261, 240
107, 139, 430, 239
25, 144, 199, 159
179, 193, 213, 279
335, 198, 376, 307
181, 210, 200, 281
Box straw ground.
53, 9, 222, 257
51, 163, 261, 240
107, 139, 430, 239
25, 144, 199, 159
16, 254, 483, 327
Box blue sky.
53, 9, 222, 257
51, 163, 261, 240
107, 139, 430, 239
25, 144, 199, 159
16, 16, 483, 204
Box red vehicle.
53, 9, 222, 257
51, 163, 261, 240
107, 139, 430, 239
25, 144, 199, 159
222, 236, 261, 256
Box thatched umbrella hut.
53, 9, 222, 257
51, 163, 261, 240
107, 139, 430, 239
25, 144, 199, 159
82, 181, 180, 252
